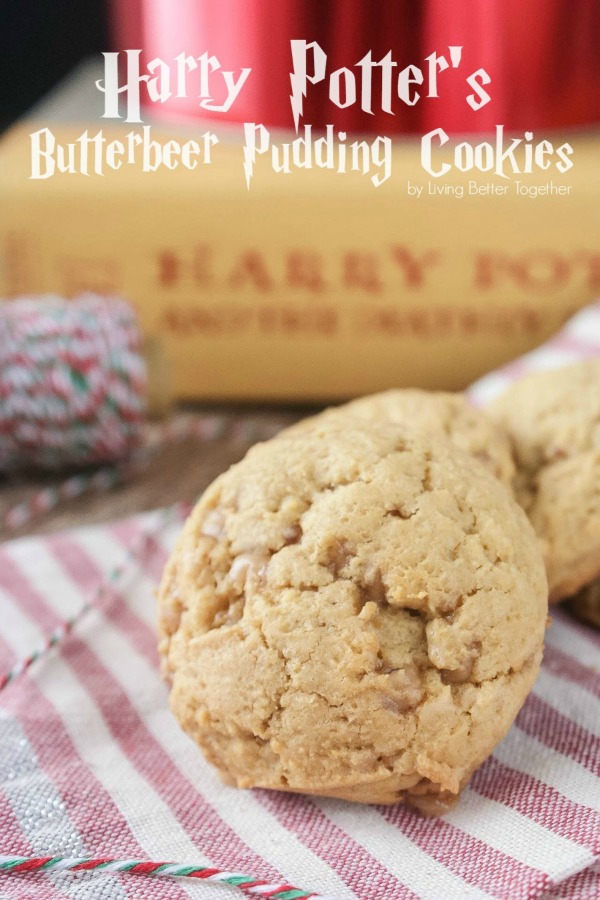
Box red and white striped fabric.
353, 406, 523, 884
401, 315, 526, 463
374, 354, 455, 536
467, 299, 600, 407
1, 306, 600, 900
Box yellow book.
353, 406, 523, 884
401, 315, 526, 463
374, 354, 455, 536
1, 123, 599, 402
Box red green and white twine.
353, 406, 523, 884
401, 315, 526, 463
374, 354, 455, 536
0, 856, 335, 899
2, 461, 135, 531
0, 294, 146, 471
0, 616, 79, 691
0, 295, 298, 532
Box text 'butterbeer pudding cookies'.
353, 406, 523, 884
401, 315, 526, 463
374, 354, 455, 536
158, 420, 547, 813
487, 359, 600, 603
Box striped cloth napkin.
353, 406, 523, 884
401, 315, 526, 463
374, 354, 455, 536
1, 306, 600, 900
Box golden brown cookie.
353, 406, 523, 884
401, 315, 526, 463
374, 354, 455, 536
282, 389, 515, 487
568, 580, 600, 630
488, 360, 600, 602
158, 420, 547, 813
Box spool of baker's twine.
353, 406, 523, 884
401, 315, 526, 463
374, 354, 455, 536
0, 295, 292, 532
0, 295, 148, 470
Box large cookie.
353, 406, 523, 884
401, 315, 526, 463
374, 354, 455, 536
488, 360, 600, 602
158, 420, 547, 813
569, 580, 600, 630
282, 389, 515, 487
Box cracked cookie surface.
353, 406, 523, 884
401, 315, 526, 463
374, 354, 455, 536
281, 389, 515, 487
488, 360, 600, 602
158, 420, 547, 812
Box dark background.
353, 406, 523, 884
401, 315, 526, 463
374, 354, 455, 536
0, 0, 109, 133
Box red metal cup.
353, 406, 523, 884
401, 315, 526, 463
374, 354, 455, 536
421, 0, 600, 133
110, 0, 423, 133
503, 0, 600, 131
110, 0, 600, 134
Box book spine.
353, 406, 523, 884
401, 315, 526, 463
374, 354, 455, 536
2, 130, 599, 402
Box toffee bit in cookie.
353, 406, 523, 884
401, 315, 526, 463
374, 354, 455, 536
228, 551, 269, 593
212, 598, 245, 629
379, 664, 424, 713
326, 538, 356, 576
386, 506, 415, 520
282, 523, 303, 545
357, 600, 378, 622
405, 782, 460, 817
440, 642, 481, 685
361, 564, 388, 606
157, 418, 547, 812
201, 508, 226, 539
158, 600, 182, 637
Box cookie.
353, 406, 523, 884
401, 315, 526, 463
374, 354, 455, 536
158, 419, 547, 813
569, 579, 600, 630
282, 389, 515, 487
488, 360, 600, 602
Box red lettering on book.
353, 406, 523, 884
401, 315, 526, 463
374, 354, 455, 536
389, 247, 439, 287
228, 251, 273, 292
343, 252, 382, 293
512, 252, 570, 291
157, 251, 179, 287
475, 251, 571, 292
286, 252, 326, 292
